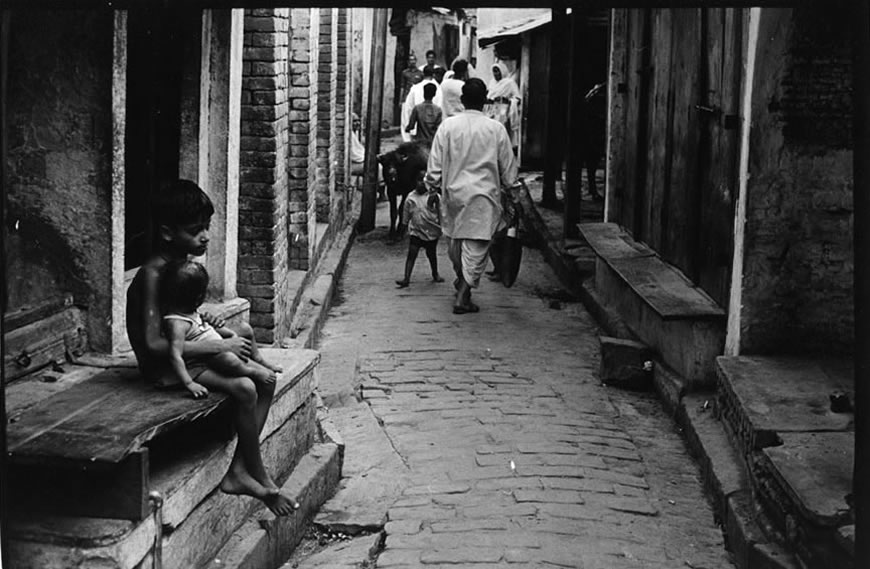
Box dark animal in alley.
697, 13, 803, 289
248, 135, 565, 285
377, 142, 430, 239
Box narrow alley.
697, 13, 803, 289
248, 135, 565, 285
290, 200, 734, 568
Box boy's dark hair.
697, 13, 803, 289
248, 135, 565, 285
160, 259, 209, 313
452, 59, 468, 75
422, 66, 434, 79
153, 179, 215, 229
461, 78, 488, 110
423, 83, 437, 100
425, 49, 436, 58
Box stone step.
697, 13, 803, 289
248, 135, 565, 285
7, 348, 323, 569
579, 222, 725, 386
210, 443, 344, 569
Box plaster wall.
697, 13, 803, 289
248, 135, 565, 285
6, 10, 115, 351
739, 7, 853, 355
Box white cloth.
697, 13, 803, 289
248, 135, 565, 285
425, 109, 518, 241
401, 79, 443, 142
487, 62, 522, 148
351, 130, 365, 164
447, 238, 490, 288
439, 77, 465, 117
403, 191, 442, 241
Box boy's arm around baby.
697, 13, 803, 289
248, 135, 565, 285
163, 318, 209, 398
136, 262, 253, 362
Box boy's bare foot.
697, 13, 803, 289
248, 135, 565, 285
395, 280, 409, 288
263, 489, 300, 516
253, 357, 283, 374
432, 275, 444, 283
219, 468, 298, 516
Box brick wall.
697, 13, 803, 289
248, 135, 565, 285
740, 7, 853, 355
335, 8, 350, 207
315, 10, 333, 223
240, 9, 291, 342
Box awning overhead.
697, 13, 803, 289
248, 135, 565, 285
477, 12, 552, 48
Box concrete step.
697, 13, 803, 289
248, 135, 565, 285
206, 443, 344, 569
7, 349, 322, 569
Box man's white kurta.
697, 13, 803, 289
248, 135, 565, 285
425, 110, 518, 240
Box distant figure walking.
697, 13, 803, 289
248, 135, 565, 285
486, 62, 522, 154
401, 66, 442, 143
406, 83, 443, 148
425, 78, 518, 314
419, 49, 446, 83
396, 170, 444, 288
440, 59, 468, 118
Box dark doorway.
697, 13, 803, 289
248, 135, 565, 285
124, 8, 194, 270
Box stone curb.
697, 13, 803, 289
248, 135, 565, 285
519, 202, 799, 569
282, 222, 358, 351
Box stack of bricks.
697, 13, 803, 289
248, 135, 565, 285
239, 8, 291, 342
288, 8, 317, 273
315, 9, 333, 224
335, 8, 350, 210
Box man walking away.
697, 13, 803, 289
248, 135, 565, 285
440, 59, 468, 118
401, 66, 443, 143
425, 78, 518, 314
406, 83, 442, 148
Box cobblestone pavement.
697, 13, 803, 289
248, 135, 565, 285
307, 201, 735, 569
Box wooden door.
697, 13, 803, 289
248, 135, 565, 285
695, 8, 742, 307
618, 8, 740, 308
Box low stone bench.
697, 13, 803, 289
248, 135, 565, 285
579, 222, 726, 386
6, 348, 342, 569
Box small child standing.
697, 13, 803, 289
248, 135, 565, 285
160, 259, 278, 399
396, 170, 444, 288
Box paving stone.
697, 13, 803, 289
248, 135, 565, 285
301, 208, 734, 569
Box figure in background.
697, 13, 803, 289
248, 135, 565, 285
419, 49, 446, 83
406, 82, 443, 148
425, 78, 518, 315
351, 112, 384, 200
486, 62, 522, 154
401, 66, 443, 143
400, 53, 423, 104
440, 59, 468, 118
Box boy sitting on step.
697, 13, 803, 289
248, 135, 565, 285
126, 179, 298, 516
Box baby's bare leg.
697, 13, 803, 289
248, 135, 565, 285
209, 352, 275, 384
236, 322, 283, 373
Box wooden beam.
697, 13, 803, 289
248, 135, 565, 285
853, 0, 870, 560
542, 4, 569, 208
563, 4, 589, 238
358, 8, 387, 234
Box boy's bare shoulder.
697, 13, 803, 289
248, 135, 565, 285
127, 256, 168, 296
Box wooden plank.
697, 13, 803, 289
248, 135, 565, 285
605, 8, 629, 223
4, 305, 86, 382
578, 222, 655, 259
643, 8, 673, 251
609, 255, 725, 319
663, 8, 703, 277
7, 348, 319, 466
3, 294, 74, 331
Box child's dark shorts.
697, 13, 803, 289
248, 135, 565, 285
409, 235, 438, 253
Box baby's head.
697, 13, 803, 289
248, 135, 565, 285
153, 180, 215, 254
160, 259, 210, 314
